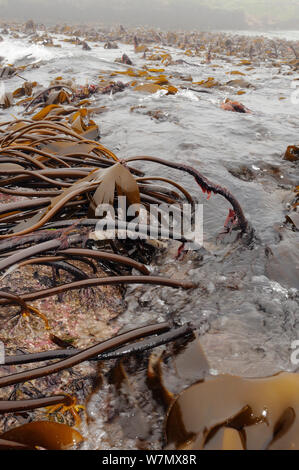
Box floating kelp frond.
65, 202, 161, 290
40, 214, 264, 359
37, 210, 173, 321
166, 372, 299, 450
124, 155, 249, 233
1, 421, 84, 450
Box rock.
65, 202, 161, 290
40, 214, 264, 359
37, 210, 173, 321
284, 145, 299, 162
220, 99, 251, 113
121, 53, 133, 65
266, 238, 299, 290
25, 19, 35, 32
82, 41, 91, 51
226, 78, 254, 88
104, 41, 118, 49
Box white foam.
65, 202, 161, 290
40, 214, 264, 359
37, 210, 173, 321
0, 38, 59, 65
176, 89, 199, 101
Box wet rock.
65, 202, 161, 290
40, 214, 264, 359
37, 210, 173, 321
121, 53, 133, 65
266, 238, 299, 290
178, 142, 201, 150
226, 78, 254, 88
284, 145, 299, 162
25, 19, 35, 33
100, 81, 128, 95
82, 41, 91, 51
221, 98, 251, 113
285, 212, 299, 231
104, 41, 118, 49
227, 164, 256, 182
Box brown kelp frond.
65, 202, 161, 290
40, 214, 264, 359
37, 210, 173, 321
0, 323, 192, 388
0, 421, 84, 450
124, 155, 249, 233
136, 176, 194, 203
0, 437, 35, 450
0, 322, 193, 437
24, 85, 75, 112
0, 119, 118, 161
0, 276, 195, 307
0, 394, 72, 415
165, 372, 299, 450
4, 323, 193, 365
0, 87, 249, 445
0, 290, 50, 329
0, 114, 242, 316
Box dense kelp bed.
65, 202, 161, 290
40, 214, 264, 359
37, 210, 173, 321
0, 21, 298, 450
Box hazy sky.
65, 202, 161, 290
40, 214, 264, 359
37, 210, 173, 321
0, 1, 298, 30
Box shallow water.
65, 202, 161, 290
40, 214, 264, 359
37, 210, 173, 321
0, 27, 298, 449
226, 30, 299, 42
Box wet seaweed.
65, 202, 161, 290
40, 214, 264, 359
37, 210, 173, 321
0, 25, 260, 448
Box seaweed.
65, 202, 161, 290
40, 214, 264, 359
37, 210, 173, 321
165, 372, 299, 450
0, 41, 251, 447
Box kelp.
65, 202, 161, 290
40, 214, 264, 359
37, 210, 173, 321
123, 155, 249, 232
0, 321, 194, 449
165, 372, 299, 450
0, 30, 257, 447
1, 421, 83, 450
103, 333, 299, 450
0, 324, 178, 388
88, 331, 210, 447
0, 109, 250, 336
0, 116, 248, 235
4, 323, 192, 365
